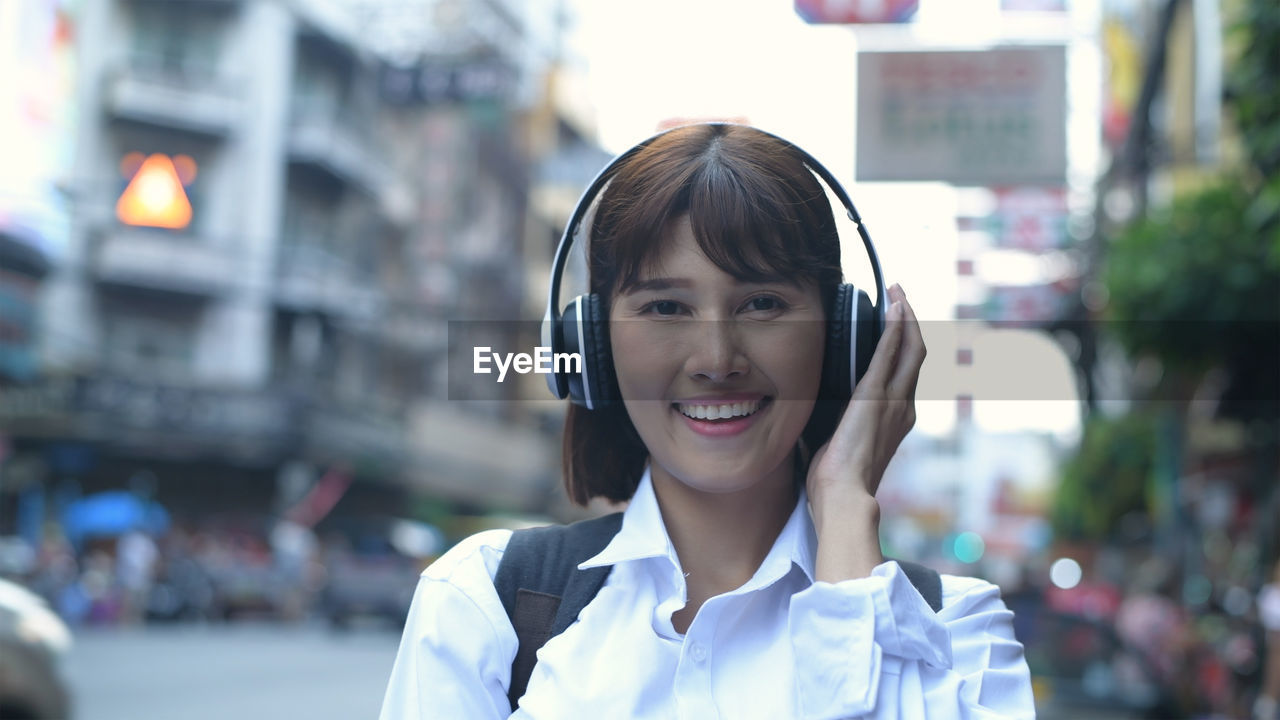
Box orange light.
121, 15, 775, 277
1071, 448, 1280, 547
115, 153, 194, 229
172, 154, 198, 184
120, 152, 145, 179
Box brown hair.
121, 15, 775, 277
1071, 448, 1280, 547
562, 123, 846, 505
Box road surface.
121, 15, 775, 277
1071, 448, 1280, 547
63, 622, 402, 720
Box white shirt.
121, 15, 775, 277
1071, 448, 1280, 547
380, 471, 1034, 719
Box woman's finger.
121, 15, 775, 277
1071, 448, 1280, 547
889, 295, 927, 400
857, 299, 905, 397
822, 298, 901, 452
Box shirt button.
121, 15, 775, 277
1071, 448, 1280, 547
689, 643, 707, 663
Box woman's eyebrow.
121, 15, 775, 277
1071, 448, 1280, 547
625, 277, 692, 293
625, 276, 804, 293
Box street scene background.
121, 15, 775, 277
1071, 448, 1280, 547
0, 0, 1277, 718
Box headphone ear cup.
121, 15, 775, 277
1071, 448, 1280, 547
853, 288, 879, 386
581, 294, 617, 409
559, 296, 586, 404
823, 284, 855, 401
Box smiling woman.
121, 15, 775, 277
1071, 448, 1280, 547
566, 123, 847, 506
380, 123, 1035, 720
608, 215, 826, 498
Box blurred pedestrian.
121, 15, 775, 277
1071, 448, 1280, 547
380, 123, 1034, 718
1256, 559, 1280, 720
117, 529, 157, 624
1116, 558, 1188, 692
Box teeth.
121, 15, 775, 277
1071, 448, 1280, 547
678, 399, 762, 421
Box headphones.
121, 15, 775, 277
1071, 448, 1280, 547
542, 123, 886, 410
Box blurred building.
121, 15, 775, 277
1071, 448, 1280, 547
0, 0, 589, 538
0, 0, 71, 390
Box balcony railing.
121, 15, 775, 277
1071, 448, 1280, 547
92, 226, 238, 298
286, 106, 386, 194
0, 373, 303, 463
103, 57, 243, 137
274, 241, 382, 319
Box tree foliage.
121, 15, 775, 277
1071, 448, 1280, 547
1104, 179, 1277, 370
1104, 0, 1280, 418
1230, 0, 1280, 181
1054, 0, 1280, 542
1052, 413, 1156, 541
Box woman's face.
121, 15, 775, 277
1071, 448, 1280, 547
609, 215, 826, 495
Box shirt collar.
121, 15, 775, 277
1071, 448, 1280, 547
579, 468, 674, 570
579, 467, 818, 585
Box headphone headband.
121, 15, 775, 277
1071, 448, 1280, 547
546, 123, 885, 329
543, 122, 887, 404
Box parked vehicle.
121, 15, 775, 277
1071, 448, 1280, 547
319, 517, 436, 630
1028, 609, 1181, 719
0, 577, 71, 719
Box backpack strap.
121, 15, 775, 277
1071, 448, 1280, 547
494, 512, 624, 712
894, 559, 943, 613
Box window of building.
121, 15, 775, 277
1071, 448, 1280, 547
102, 305, 198, 381
129, 2, 224, 83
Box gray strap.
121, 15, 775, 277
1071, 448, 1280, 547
508, 590, 561, 709
894, 559, 943, 613
494, 513, 624, 712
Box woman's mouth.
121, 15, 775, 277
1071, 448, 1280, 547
675, 398, 764, 420
673, 397, 771, 437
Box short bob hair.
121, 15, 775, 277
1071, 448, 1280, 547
562, 123, 847, 506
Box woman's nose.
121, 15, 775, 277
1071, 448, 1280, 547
684, 320, 748, 383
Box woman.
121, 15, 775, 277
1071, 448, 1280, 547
380, 123, 1034, 718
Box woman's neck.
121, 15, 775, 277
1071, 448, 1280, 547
648, 455, 799, 598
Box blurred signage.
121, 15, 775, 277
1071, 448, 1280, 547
856, 46, 1068, 185
992, 187, 1068, 250
0, 0, 75, 264
379, 59, 515, 106
0, 375, 296, 442
0, 268, 37, 381
983, 280, 1076, 325
115, 153, 197, 230
284, 465, 353, 528
656, 116, 750, 131
1001, 0, 1067, 10
795, 0, 919, 24
1102, 8, 1143, 149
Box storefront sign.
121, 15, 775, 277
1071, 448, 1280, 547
857, 46, 1068, 185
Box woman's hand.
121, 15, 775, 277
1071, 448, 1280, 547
807, 283, 926, 581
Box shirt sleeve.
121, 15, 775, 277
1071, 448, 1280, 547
379, 530, 518, 720
788, 560, 1035, 720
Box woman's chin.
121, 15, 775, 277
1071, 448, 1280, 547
653, 455, 794, 497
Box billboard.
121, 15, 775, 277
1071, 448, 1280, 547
795, 0, 919, 24
856, 46, 1068, 185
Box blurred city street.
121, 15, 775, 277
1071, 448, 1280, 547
64, 623, 398, 720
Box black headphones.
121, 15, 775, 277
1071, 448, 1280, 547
542, 123, 887, 410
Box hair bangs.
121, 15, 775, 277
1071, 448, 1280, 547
684, 158, 830, 288
591, 124, 842, 301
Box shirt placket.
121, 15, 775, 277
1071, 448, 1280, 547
673, 596, 722, 720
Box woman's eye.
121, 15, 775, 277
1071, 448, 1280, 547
645, 300, 682, 316
744, 296, 784, 313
